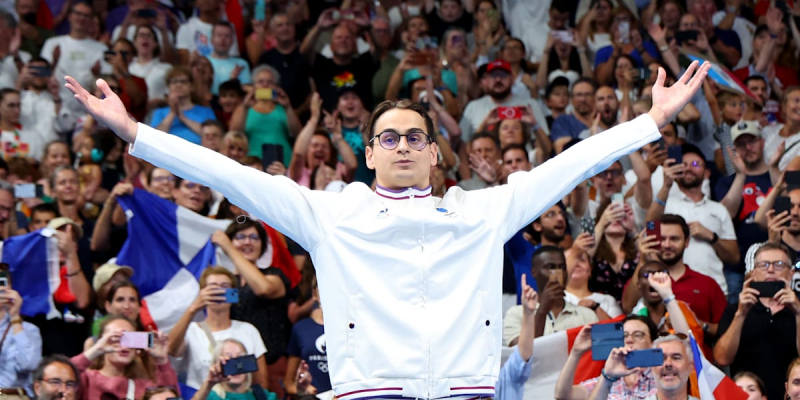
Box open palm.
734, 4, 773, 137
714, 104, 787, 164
649, 61, 711, 128
65, 76, 137, 143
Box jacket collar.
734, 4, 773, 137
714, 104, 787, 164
375, 185, 432, 200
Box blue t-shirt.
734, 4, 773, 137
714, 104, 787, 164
207, 56, 252, 95
504, 230, 539, 304
287, 318, 331, 393
150, 105, 217, 144
550, 114, 589, 141
341, 125, 375, 185
594, 41, 659, 68
713, 171, 772, 273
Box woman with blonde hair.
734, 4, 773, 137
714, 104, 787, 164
191, 338, 278, 400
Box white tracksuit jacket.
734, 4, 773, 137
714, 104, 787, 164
130, 115, 660, 400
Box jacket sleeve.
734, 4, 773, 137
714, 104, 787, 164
470, 114, 661, 241
129, 123, 339, 251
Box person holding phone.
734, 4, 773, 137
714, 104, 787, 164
65, 55, 711, 400
593, 8, 659, 87
167, 267, 268, 397
586, 197, 639, 301
17, 58, 71, 149
191, 338, 278, 400
715, 242, 800, 400
72, 315, 176, 400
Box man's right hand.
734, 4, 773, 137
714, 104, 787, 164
737, 278, 759, 316
603, 347, 640, 380
192, 285, 226, 312
65, 76, 138, 143
662, 158, 684, 188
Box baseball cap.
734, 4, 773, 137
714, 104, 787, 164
47, 217, 84, 240
546, 76, 570, 98
730, 120, 761, 143
92, 260, 134, 292
486, 59, 512, 74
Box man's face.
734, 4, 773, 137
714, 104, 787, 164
532, 250, 567, 290
788, 189, 800, 234
746, 79, 768, 104
733, 134, 764, 168
34, 362, 78, 400
653, 340, 692, 393
623, 319, 653, 350
533, 205, 567, 244
549, 8, 569, 30
407, 17, 428, 41
53, 169, 79, 204
503, 148, 531, 175
546, 85, 569, 112
308, 134, 332, 168
660, 124, 679, 146
659, 223, 688, 266
148, 168, 174, 200
689, 0, 716, 25
591, 163, 624, 199
0, 190, 11, 225
752, 248, 793, 283
753, 31, 771, 59
677, 152, 707, 189
439, 0, 462, 22
371, 19, 392, 49
338, 92, 364, 121
595, 86, 619, 127
487, 70, 513, 100
69, 3, 93, 36
471, 137, 500, 166
679, 13, 700, 31
219, 91, 242, 113
271, 15, 295, 43
211, 25, 234, 54
30, 210, 57, 231
0, 92, 20, 125
365, 108, 438, 189
201, 126, 223, 152
16, 0, 37, 16
331, 25, 356, 58
571, 82, 595, 116
172, 181, 209, 213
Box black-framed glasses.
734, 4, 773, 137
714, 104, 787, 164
754, 260, 790, 271
370, 130, 432, 151
596, 169, 623, 179
623, 331, 648, 341
42, 378, 79, 390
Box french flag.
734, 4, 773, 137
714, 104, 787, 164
685, 54, 757, 100
0, 229, 60, 319
689, 333, 748, 400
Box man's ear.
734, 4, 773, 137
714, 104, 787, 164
365, 145, 376, 170
429, 142, 439, 167
33, 381, 41, 397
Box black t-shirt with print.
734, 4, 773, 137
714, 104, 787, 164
311, 52, 379, 111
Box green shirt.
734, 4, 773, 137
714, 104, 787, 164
207, 388, 278, 400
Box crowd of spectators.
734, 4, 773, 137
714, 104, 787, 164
3, 0, 800, 399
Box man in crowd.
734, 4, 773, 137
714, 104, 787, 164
459, 133, 502, 190
715, 242, 800, 400
175, 0, 238, 63
33, 355, 79, 400
206, 22, 251, 96
17, 58, 72, 143
550, 78, 597, 153
501, 144, 532, 177
257, 13, 312, 114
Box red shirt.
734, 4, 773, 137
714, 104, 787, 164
672, 265, 727, 325
119, 75, 148, 123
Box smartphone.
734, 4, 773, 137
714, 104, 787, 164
774, 196, 793, 226
580, 217, 595, 235
120, 331, 154, 349
14, 183, 44, 198
654, 137, 666, 151
645, 220, 662, 249
261, 143, 284, 171
674, 30, 698, 46
224, 288, 239, 303
618, 21, 630, 44
135, 8, 157, 18
750, 281, 785, 297
254, 0, 266, 22
0, 271, 9, 287
103, 50, 116, 62
611, 193, 624, 206
331, 10, 341, 21
552, 30, 574, 43
222, 354, 259, 376
342, 10, 356, 20
255, 88, 276, 101
487, 9, 499, 31
29, 66, 51, 77
591, 322, 624, 361
626, 348, 664, 368
638, 68, 652, 81
497, 106, 523, 120
667, 145, 683, 165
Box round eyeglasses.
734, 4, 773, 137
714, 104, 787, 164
370, 130, 432, 151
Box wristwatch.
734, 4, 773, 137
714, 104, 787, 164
710, 232, 719, 244
590, 302, 600, 311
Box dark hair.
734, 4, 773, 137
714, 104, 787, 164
550, 0, 572, 13
501, 143, 528, 159
103, 280, 145, 329
93, 315, 155, 379
547, 46, 583, 78
533, 245, 564, 266
680, 143, 706, 164
623, 314, 659, 341
743, 75, 768, 87
92, 130, 119, 163
0, 88, 19, 104
28, 57, 51, 68
733, 371, 767, 396
612, 54, 639, 88
364, 100, 436, 145
660, 214, 690, 240
754, 242, 795, 264
224, 219, 268, 258
219, 79, 246, 97
212, 20, 233, 35
112, 37, 137, 57
593, 198, 638, 266
142, 386, 180, 400
504, 37, 536, 74
572, 77, 598, 95
34, 355, 79, 384
201, 120, 224, 130
134, 25, 161, 58
30, 203, 59, 220
296, 259, 317, 305
469, 132, 500, 151
146, 167, 172, 186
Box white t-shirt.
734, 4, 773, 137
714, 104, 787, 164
564, 290, 623, 318
502, 0, 551, 63
663, 193, 737, 295
178, 320, 267, 389
0, 52, 31, 90
176, 16, 240, 57
459, 92, 550, 141
763, 124, 800, 171
40, 35, 109, 117
130, 58, 173, 100
712, 11, 756, 70
111, 25, 175, 54
387, 5, 422, 31
0, 128, 44, 161
20, 90, 73, 142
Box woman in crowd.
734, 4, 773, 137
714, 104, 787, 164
734, 371, 768, 400
594, 7, 657, 85
587, 198, 639, 301
167, 267, 269, 394
190, 55, 215, 107
440, 28, 479, 104
0, 88, 44, 161
536, 32, 591, 94
787, 359, 800, 400
285, 269, 330, 396
490, 107, 552, 166
143, 386, 182, 400
222, 131, 250, 163
577, 0, 613, 58
72, 315, 177, 400
191, 339, 279, 400
150, 67, 217, 145
564, 235, 623, 320
38, 141, 71, 198
129, 25, 173, 110
85, 279, 155, 348
212, 219, 292, 396
230, 65, 301, 167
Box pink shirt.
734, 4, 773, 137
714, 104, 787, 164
294, 163, 349, 189
71, 354, 179, 400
